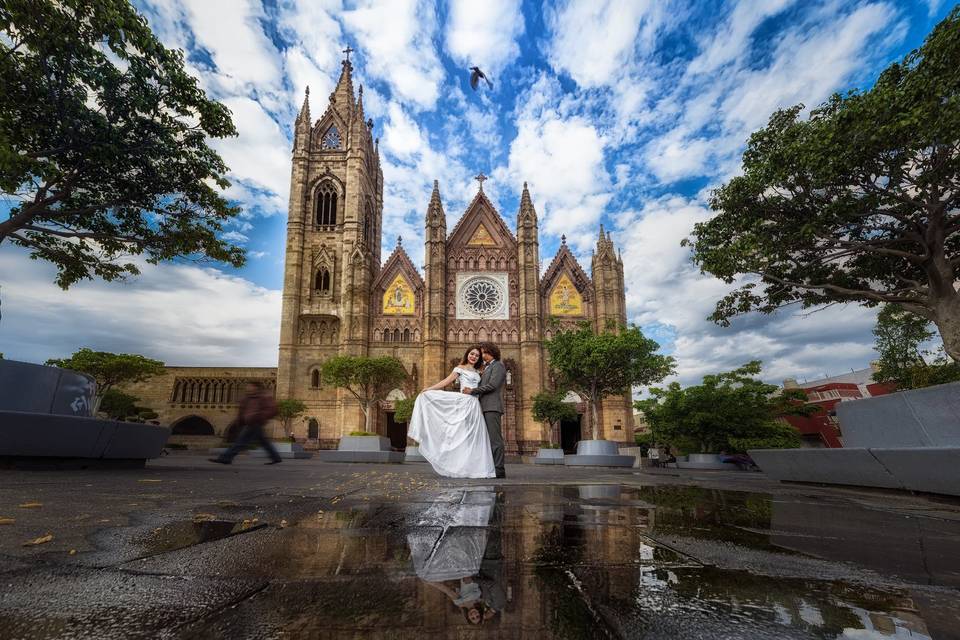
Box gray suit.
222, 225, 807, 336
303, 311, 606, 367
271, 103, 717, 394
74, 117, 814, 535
470, 359, 506, 476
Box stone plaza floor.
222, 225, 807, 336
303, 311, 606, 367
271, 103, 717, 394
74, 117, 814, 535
1, 453, 959, 639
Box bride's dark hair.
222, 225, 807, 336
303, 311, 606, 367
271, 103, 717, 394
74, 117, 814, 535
459, 345, 483, 368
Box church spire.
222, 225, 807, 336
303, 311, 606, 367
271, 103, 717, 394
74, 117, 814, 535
426, 179, 446, 230
296, 86, 311, 124
331, 48, 355, 115
518, 181, 537, 226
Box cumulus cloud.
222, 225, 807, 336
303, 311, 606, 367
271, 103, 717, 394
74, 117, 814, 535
341, 0, 445, 111
616, 195, 881, 387
0, 249, 280, 367
445, 0, 524, 77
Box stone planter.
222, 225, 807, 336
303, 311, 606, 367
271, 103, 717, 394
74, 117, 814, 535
533, 448, 565, 465
315, 434, 404, 463
251, 441, 313, 459
404, 445, 427, 463
563, 440, 635, 468
676, 453, 739, 470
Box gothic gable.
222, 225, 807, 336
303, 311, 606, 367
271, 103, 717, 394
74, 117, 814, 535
372, 240, 424, 314
541, 242, 592, 304
447, 190, 517, 251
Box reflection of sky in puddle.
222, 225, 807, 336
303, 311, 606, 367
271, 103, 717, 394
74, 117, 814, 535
177, 484, 954, 638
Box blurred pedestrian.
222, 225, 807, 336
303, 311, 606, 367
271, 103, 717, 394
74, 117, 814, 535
210, 382, 282, 465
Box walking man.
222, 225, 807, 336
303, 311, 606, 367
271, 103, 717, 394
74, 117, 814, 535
462, 342, 507, 478
210, 381, 282, 465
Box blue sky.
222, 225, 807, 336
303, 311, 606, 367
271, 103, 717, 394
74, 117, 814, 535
0, 0, 953, 386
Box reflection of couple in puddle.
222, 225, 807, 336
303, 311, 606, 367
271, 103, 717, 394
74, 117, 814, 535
407, 488, 505, 626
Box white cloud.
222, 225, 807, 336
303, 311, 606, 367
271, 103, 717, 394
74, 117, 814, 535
616, 195, 882, 387
221, 230, 249, 244
341, 0, 445, 111
498, 74, 610, 250
445, 0, 524, 77
544, 0, 671, 88
211, 96, 292, 212
0, 249, 280, 367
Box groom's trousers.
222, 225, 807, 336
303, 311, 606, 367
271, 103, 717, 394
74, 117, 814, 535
483, 411, 505, 477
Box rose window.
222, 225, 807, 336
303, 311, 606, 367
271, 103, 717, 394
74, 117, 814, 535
462, 277, 504, 316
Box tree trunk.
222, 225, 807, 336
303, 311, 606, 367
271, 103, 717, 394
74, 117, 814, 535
364, 400, 373, 433
932, 293, 960, 362
589, 398, 599, 440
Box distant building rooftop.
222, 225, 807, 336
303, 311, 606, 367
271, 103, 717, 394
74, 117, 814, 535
783, 365, 878, 390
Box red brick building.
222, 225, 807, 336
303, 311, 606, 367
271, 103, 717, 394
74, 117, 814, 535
780, 366, 896, 448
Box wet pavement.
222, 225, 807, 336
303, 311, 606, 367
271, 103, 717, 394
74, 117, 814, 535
1, 456, 959, 639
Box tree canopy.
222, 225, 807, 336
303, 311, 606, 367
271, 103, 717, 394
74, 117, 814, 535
276, 399, 307, 438
687, 8, 960, 361
544, 322, 674, 440
636, 361, 806, 454
873, 304, 960, 389
531, 390, 577, 446
46, 347, 164, 412
320, 356, 408, 434
0, 0, 244, 288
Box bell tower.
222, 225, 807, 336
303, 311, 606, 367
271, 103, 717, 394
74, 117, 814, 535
277, 50, 383, 443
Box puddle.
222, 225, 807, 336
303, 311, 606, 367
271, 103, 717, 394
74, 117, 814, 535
137, 518, 263, 555
171, 484, 960, 639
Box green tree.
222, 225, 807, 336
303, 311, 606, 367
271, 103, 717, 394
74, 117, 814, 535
531, 389, 577, 446
873, 303, 960, 389
686, 8, 960, 361
544, 322, 674, 441
46, 348, 164, 413
393, 396, 415, 424
276, 399, 307, 439
0, 0, 244, 288
320, 356, 408, 434
99, 389, 158, 422
637, 362, 806, 454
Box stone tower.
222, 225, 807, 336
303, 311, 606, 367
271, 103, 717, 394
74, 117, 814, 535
276, 55, 383, 443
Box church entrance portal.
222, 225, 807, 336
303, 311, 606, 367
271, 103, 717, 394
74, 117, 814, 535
560, 415, 582, 454
171, 415, 215, 436
387, 412, 407, 450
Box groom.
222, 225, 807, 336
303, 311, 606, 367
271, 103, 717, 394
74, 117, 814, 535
461, 342, 507, 478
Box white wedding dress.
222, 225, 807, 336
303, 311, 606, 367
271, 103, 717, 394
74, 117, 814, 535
408, 367, 496, 478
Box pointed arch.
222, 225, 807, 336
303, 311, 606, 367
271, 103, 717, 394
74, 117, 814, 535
310, 368, 321, 388
315, 180, 339, 228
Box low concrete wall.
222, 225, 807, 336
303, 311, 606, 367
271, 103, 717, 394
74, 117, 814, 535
0, 411, 169, 460
837, 382, 960, 448
750, 446, 960, 496
749, 448, 903, 489
0, 359, 96, 417
870, 448, 960, 496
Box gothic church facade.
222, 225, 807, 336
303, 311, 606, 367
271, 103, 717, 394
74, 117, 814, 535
132, 57, 633, 454
276, 58, 633, 454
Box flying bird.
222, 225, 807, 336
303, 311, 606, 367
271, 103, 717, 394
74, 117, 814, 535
469, 66, 493, 91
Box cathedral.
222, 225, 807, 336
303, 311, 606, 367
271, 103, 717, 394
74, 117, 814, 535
131, 56, 633, 455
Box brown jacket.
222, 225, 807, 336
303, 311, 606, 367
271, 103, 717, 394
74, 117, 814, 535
238, 391, 278, 426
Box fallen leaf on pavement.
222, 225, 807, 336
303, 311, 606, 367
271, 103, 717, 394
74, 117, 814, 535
23, 533, 54, 546
278, 519, 288, 529
137, 479, 162, 483
192, 513, 218, 522
69, 549, 77, 555
18, 502, 42, 509
0, 517, 15, 525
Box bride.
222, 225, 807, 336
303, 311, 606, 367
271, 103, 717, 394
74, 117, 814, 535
407, 346, 496, 478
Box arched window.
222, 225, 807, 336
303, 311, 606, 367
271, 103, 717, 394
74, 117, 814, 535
364, 201, 374, 247
310, 369, 320, 388
393, 328, 401, 342
383, 329, 392, 342
308, 418, 319, 439
403, 328, 410, 342
316, 182, 338, 228
315, 267, 331, 293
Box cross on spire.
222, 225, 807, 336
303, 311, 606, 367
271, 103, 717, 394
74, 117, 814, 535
343, 46, 354, 63
474, 173, 488, 191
